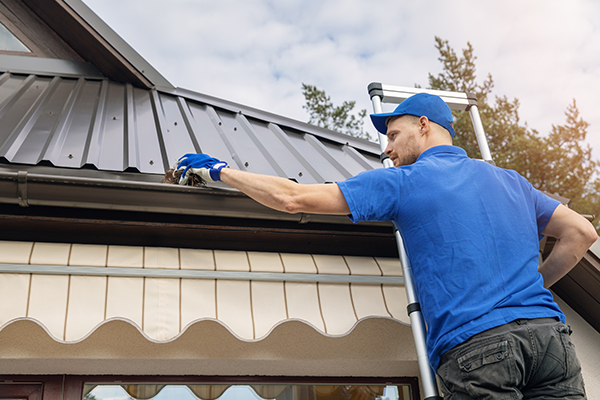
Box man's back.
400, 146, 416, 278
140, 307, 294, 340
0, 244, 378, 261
338, 144, 564, 368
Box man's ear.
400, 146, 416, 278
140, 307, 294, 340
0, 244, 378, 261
418, 116, 430, 135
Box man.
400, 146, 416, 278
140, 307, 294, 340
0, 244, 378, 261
176, 93, 597, 399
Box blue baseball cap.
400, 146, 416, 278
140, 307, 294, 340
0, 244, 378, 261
370, 93, 455, 137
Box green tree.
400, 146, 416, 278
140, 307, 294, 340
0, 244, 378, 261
429, 37, 600, 232
302, 83, 372, 141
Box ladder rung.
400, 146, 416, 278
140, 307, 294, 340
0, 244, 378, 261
368, 82, 477, 111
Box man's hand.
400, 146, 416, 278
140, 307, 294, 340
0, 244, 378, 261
174, 153, 228, 184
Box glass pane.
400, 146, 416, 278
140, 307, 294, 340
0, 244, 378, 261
83, 384, 411, 400
0, 22, 30, 52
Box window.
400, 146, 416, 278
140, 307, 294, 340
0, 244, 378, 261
0, 21, 30, 53
83, 383, 414, 400
0, 376, 418, 400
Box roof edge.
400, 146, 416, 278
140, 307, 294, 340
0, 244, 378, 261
61, 0, 173, 88
167, 87, 381, 156
0, 168, 388, 227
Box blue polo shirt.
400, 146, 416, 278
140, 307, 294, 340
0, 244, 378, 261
337, 145, 564, 370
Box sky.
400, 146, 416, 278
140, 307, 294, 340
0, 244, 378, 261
81, 0, 600, 161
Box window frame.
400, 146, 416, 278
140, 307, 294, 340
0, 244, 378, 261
0, 375, 420, 400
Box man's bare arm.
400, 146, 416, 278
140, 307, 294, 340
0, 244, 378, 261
220, 168, 351, 215
539, 204, 598, 288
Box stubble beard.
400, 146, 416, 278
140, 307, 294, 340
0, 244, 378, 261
396, 134, 421, 167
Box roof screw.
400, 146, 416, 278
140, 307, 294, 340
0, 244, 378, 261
234, 127, 237, 131
49, 111, 53, 115
174, 122, 178, 126
218, 122, 222, 125
244, 162, 249, 167
298, 172, 303, 177
149, 160, 154, 165
113, 117, 117, 120
68, 154, 73, 159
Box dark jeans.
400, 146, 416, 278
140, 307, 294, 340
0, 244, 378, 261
437, 318, 586, 399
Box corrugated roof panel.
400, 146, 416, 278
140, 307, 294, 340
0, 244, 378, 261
216, 108, 275, 173
280, 129, 349, 183
0, 75, 53, 160
0, 74, 39, 124
0, 73, 27, 106
331, 145, 378, 176
0, 72, 382, 184
45, 79, 102, 168
83, 79, 109, 167
267, 123, 324, 183
12, 77, 80, 164
312, 138, 377, 178
129, 86, 167, 174
96, 81, 127, 171
152, 91, 193, 171
237, 117, 296, 180
342, 144, 382, 171
184, 103, 238, 168
244, 119, 319, 184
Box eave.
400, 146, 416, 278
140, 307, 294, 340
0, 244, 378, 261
21, 0, 172, 89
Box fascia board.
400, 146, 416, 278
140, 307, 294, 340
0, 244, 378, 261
61, 0, 173, 89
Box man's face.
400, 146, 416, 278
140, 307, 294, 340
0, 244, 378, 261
384, 115, 422, 167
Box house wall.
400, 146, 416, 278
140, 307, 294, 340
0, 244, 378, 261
555, 294, 600, 398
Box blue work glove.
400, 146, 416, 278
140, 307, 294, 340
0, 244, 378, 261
174, 153, 228, 184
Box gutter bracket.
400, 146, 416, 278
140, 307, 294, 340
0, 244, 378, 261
17, 171, 29, 207
299, 213, 311, 224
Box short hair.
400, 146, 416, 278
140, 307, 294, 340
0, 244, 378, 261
385, 114, 420, 128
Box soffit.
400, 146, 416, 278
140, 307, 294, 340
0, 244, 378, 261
0, 240, 413, 376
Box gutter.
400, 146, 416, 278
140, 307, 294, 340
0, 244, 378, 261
0, 169, 385, 227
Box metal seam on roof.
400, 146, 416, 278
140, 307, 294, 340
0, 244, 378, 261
0, 73, 381, 192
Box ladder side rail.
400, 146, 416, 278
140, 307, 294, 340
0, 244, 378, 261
469, 104, 493, 162
370, 94, 442, 400
394, 227, 440, 400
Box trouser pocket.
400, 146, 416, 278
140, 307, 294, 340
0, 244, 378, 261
439, 335, 518, 399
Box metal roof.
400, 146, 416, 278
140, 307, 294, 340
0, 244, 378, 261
0, 71, 381, 183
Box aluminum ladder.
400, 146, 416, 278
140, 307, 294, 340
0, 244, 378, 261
367, 83, 493, 400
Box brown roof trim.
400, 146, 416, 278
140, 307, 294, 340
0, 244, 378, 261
0, 168, 388, 227
21, 0, 171, 89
